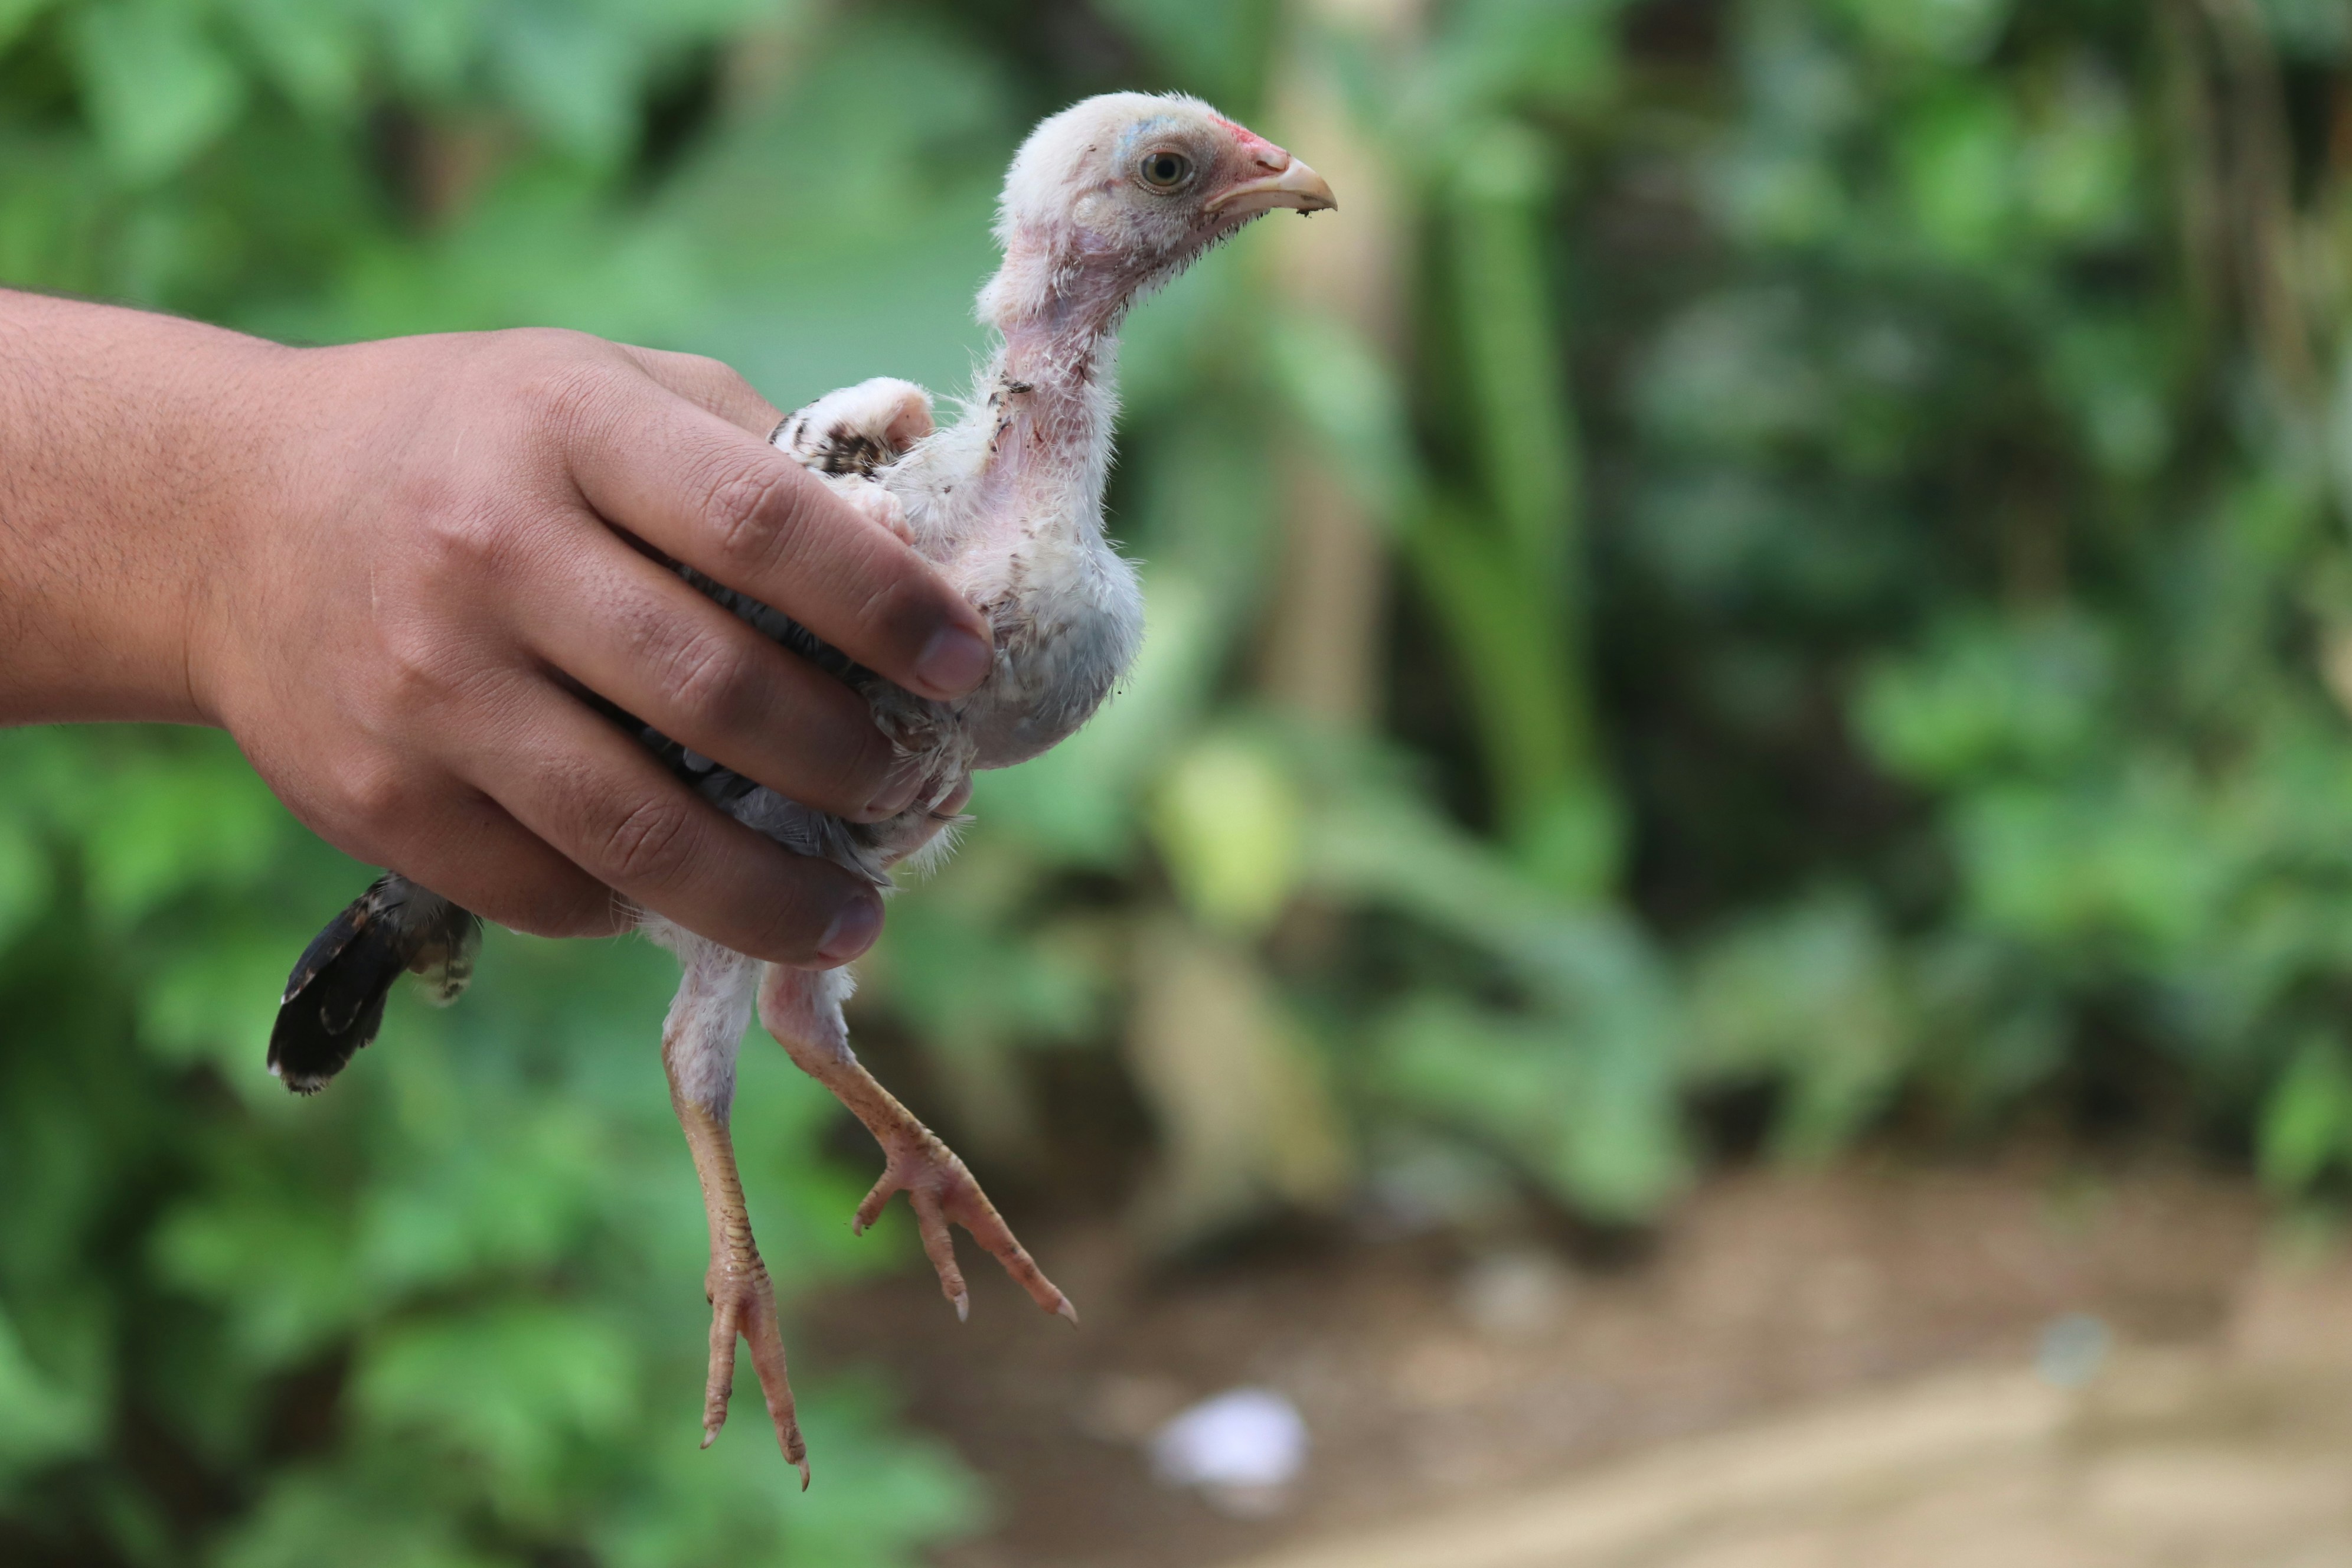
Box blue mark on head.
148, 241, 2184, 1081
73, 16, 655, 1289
1116, 115, 1185, 161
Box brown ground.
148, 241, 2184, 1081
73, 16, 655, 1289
805, 1157, 2331, 1568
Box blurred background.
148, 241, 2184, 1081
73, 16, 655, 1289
11, 0, 2352, 1563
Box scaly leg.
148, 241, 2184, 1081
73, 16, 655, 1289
660, 936, 811, 1485
757, 963, 1076, 1325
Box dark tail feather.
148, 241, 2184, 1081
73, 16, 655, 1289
268, 874, 479, 1094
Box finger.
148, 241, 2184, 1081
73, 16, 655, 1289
557, 381, 994, 701
615, 345, 783, 439
380, 788, 631, 940
460, 682, 884, 966
515, 527, 916, 821
272, 747, 626, 940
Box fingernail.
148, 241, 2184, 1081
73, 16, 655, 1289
915, 625, 992, 697
815, 891, 883, 964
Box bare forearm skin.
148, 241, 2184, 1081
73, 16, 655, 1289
0, 290, 280, 725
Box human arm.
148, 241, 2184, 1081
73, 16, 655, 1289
0, 290, 994, 963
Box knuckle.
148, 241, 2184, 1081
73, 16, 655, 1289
374, 616, 475, 710
700, 457, 810, 575
369, 622, 516, 740
496, 324, 604, 363
375, 619, 452, 703
415, 499, 521, 580
598, 793, 698, 888
851, 566, 938, 650
851, 572, 904, 632
659, 629, 759, 730
679, 352, 750, 397
507, 340, 620, 440
334, 755, 416, 838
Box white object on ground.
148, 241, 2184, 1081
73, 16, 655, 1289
1151, 1387, 1309, 1517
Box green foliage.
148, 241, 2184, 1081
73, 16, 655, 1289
0, 3, 1009, 1561
16, 0, 2352, 1556
1603, 0, 2352, 1187
0, 727, 978, 1563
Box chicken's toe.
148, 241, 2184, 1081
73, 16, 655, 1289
857, 1126, 1075, 1325
703, 1265, 809, 1484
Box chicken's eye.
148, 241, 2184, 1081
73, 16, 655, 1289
1138, 151, 1192, 190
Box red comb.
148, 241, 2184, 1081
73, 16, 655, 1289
1211, 114, 1286, 165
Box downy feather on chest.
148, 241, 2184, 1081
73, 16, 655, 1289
879, 355, 1142, 770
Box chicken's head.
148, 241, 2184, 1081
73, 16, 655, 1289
982, 92, 1334, 329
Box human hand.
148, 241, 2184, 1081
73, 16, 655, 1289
127, 324, 991, 964
0, 298, 978, 962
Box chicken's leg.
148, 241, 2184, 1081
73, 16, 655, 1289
758, 963, 1076, 1325
661, 939, 809, 1484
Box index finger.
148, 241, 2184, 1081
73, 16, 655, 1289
614, 345, 782, 438
558, 372, 994, 702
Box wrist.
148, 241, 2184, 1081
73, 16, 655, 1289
0, 290, 293, 727
171, 334, 323, 733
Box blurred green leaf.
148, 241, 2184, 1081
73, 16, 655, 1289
1378, 992, 1684, 1220
354, 1303, 637, 1510
66, 0, 247, 180
2262, 0, 2352, 61
1095, 0, 1273, 104
1896, 87, 2018, 264
1150, 729, 1303, 936
2260, 1036, 2352, 1194
0, 0, 54, 50
975, 570, 1226, 865
1858, 613, 2116, 785
225, 0, 362, 118
1837, 0, 2010, 66
1267, 311, 1422, 522
213, 1466, 510, 1568
0, 1304, 102, 1482
485, 0, 641, 162
1689, 896, 1913, 1159
0, 815, 47, 952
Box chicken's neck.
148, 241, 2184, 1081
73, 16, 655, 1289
968, 241, 1142, 531
930, 239, 1151, 766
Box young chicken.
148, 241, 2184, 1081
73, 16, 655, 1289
269, 93, 1333, 1482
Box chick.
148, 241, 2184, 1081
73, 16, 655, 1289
271, 93, 1333, 1482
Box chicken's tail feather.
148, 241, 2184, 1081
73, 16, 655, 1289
268, 874, 479, 1093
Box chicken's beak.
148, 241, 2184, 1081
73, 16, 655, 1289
1207, 155, 1337, 218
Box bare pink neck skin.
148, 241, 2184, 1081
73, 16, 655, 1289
985, 231, 1152, 397
973, 228, 1162, 483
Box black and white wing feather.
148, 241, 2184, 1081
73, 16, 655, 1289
267, 874, 479, 1093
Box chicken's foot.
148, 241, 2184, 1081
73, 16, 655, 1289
663, 942, 809, 1484
759, 963, 1076, 1325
